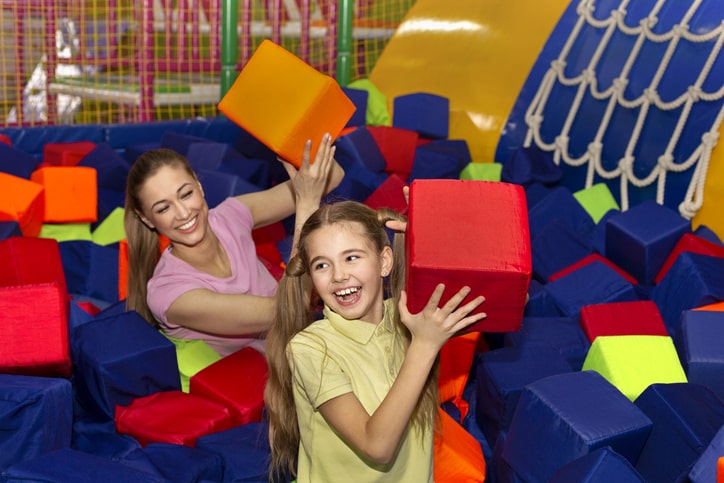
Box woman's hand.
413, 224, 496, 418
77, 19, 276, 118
398, 284, 486, 353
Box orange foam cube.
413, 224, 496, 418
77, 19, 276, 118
218, 40, 355, 168
30, 166, 97, 223
0, 172, 45, 236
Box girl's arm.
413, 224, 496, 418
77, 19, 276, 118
164, 288, 275, 335
318, 285, 486, 465
235, 134, 344, 230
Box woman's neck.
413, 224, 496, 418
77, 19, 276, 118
171, 230, 231, 278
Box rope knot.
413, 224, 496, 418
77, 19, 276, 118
555, 135, 569, 151
657, 153, 674, 169
644, 88, 658, 103
687, 85, 701, 102
587, 142, 602, 158
583, 68, 596, 83
702, 130, 719, 148
551, 59, 566, 75
613, 77, 628, 92
618, 156, 634, 171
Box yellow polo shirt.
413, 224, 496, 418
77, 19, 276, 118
288, 299, 434, 483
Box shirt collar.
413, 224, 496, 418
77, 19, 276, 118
324, 299, 395, 344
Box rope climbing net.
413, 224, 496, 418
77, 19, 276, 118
523, 0, 724, 219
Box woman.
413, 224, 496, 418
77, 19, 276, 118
124, 133, 342, 357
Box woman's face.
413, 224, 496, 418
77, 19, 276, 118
306, 221, 392, 325
136, 165, 210, 249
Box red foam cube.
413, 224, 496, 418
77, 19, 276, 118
115, 390, 234, 447
363, 173, 409, 215
367, 126, 419, 179
654, 233, 724, 284
549, 253, 637, 285
405, 179, 531, 333
189, 347, 268, 426
0, 281, 71, 377
41, 141, 96, 167
579, 300, 669, 343
0, 236, 68, 293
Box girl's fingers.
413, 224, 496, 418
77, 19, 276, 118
440, 286, 473, 313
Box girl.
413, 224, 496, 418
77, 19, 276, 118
265, 201, 486, 482
124, 134, 342, 357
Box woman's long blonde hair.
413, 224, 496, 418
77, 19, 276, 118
264, 200, 441, 482
124, 148, 197, 326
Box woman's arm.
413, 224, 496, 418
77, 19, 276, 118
317, 285, 486, 465
236, 134, 343, 229
164, 288, 275, 335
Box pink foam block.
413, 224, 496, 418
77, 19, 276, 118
0, 281, 71, 377
115, 390, 234, 447
405, 179, 532, 333
189, 347, 268, 426
0, 236, 68, 294
579, 300, 669, 344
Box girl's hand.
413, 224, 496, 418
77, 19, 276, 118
398, 284, 486, 352
279, 133, 339, 207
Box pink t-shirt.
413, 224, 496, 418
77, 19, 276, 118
147, 197, 278, 357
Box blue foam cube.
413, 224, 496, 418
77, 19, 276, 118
78, 143, 130, 192
196, 169, 260, 209
674, 309, 724, 402
58, 240, 120, 304
342, 87, 369, 128
527, 186, 596, 241
334, 127, 387, 173
605, 200, 690, 286
392, 92, 449, 139
501, 145, 562, 187
504, 316, 591, 371
501, 370, 652, 482
531, 220, 593, 282
195, 421, 271, 482
634, 383, 724, 483
0, 374, 73, 471
651, 252, 724, 335
549, 447, 645, 482
71, 310, 180, 420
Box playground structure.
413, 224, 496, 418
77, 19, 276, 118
0, 0, 408, 126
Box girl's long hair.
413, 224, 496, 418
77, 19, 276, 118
264, 200, 440, 482
124, 148, 196, 326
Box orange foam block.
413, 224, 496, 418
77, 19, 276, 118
0, 281, 72, 377
434, 408, 486, 483
0, 172, 44, 236
41, 141, 96, 167
218, 40, 355, 168
30, 166, 97, 223
405, 179, 531, 333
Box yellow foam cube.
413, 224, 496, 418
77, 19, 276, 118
218, 40, 355, 168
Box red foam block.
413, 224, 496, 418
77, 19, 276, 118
41, 141, 96, 167
363, 173, 409, 215
579, 300, 669, 343
654, 232, 724, 284
548, 253, 637, 284
0, 236, 68, 293
189, 347, 268, 426
115, 390, 234, 447
0, 281, 71, 377
367, 126, 418, 179
405, 179, 531, 333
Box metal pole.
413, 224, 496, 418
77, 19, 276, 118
335, 0, 353, 86
220, 0, 239, 99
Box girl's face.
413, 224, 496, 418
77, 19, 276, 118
136, 165, 210, 249
306, 221, 393, 325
